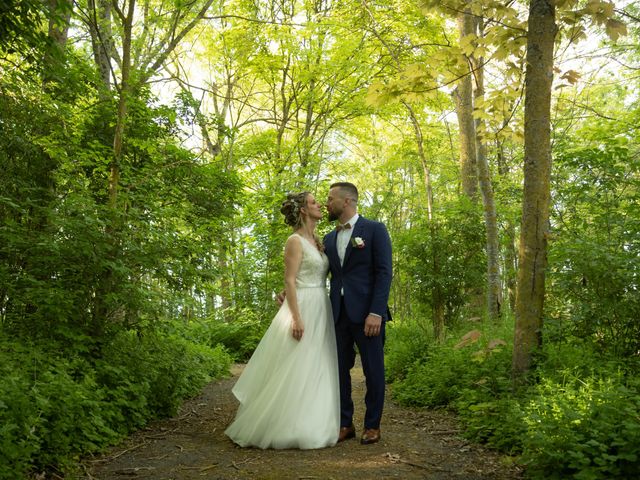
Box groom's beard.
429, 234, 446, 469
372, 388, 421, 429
327, 211, 338, 222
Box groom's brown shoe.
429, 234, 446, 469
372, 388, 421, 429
360, 428, 381, 445
338, 425, 356, 442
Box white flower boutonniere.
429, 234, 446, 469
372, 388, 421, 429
351, 237, 365, 249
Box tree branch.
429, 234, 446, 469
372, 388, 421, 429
142, 0, 216, 82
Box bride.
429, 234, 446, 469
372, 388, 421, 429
225, 191, 340, 449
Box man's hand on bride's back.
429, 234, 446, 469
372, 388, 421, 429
276, 289, 286, 305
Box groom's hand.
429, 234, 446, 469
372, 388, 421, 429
364, 314, 382, 337
276, 289, 286, 305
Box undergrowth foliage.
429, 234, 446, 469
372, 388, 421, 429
0, 334, 231, 479
386, 321, 640, 479
165, 311, 269, 362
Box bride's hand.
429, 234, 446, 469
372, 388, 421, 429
291, 319, 304, 341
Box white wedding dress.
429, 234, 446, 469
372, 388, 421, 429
225, 234, 340, 449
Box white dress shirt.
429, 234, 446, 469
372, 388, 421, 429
337, 213, 359, 266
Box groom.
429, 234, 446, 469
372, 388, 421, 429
324, 182, 393, 445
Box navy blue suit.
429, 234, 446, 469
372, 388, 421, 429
324, 216, 392, 430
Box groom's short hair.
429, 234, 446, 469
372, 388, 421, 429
330, 182, 358, 203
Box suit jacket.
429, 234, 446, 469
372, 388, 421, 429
323, 216, 393, 324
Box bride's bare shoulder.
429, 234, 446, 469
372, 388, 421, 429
284, 233, 303, 249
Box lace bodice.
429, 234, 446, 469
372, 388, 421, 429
291, 234, 329, 288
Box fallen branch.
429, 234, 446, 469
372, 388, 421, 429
143, 427, 179, 440
143, 453, 170, 461
179, 463, 219, 471
383, 452, 447, 472
229, 456, 260, 470
114, 466, 156, 476
113, 443, 146, 459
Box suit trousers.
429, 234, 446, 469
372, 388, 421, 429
335, 297, 386, 430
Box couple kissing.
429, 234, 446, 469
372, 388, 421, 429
225, 182, 392, 449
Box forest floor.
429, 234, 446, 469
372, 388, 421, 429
80, 362, 523, 480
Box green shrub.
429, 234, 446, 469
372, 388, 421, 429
385, 319, 431, 383
392, 343, 468, 407
521, 374, 640, 479
99, 332, 232, 419
387, 320, 640, 478
167, 312, 268, 362
211, 311, 271, 361
391, 323, 513, 408
454, 388, 526, 453
0, 333, 231, 479
397, 200, 487, 326
549, 131, 640, 358
0, 371, 40, 480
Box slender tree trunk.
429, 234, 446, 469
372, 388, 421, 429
453, 10, 478, 200
453, 7, 483, 320
198, 89, 219, 157
218, 243, 232, 316
431, 233, 445, 340
402, 101, 444, 339
92, 0, 134, 336
403, 102, 433, 220
88, 0, 112, 88
497, 141, 517, 312
504, 220, 518, 311
472, 18, 502, 321
275, 54, 292, 166
110, 0, 135, 208
513, 0, 557, 379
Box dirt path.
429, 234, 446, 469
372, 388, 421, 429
81, 363, 522, 480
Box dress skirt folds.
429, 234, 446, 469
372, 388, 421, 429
225, 235, 339, 449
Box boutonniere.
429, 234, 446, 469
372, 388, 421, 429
351, 237, 365, 249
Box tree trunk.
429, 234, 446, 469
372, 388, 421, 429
92, 0, 135, 337
471, 18, 502, 321
497, 141, 517, 312
110, 0, 135, 208
402, 101, 444, 340
403, 102, 433, 220
43, 0, 72, 83
453, 8, 483, 320
512, 0, 557, 379
88, 0, 113, 88
453, 11, 478, 200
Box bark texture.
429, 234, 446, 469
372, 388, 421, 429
472, 19, 502, 321
88, 0, 113, 88
453, 7, 483, 321
453, 11, 478, 200
43, 0, 72, 82
512, 0, 557, 378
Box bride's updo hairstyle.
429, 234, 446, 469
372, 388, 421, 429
280, 191, 310, 228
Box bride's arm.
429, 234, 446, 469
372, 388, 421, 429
284, 236, 304, 340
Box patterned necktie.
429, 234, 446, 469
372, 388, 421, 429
336, 222, 352, 232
